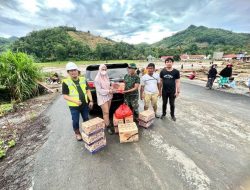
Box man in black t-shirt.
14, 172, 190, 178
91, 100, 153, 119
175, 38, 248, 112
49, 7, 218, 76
160, 58, 180, 121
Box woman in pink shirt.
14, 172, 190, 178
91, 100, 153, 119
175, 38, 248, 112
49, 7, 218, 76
94, 64, 114, 134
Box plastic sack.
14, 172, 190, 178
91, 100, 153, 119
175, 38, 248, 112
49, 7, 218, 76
115, 103, 133, 119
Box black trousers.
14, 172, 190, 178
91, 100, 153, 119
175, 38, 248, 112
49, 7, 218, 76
206, 77, 215, 89
162, 92, 176, 116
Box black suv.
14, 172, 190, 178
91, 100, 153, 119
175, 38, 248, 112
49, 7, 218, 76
85, 63, 128, 115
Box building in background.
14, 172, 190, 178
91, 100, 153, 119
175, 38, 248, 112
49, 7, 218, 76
213, 52, 224, 60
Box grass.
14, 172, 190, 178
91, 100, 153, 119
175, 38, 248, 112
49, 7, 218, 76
0, 103, 13, 117
35, 60, 145, 67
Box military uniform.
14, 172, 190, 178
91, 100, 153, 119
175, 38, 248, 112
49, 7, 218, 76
124, 73, 140, 117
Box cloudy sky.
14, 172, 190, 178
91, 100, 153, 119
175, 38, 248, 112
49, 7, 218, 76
0, 0, 249, 44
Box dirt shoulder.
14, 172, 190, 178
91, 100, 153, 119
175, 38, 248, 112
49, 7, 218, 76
0, 91, 60, 190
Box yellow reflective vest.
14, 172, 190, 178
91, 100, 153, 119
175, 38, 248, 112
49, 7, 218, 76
63, 77, 88, 107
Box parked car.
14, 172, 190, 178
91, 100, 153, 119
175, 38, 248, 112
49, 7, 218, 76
85, 63, 129, 115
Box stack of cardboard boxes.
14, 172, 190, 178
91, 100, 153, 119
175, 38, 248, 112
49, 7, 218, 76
113, 114, 133, 134
81, 117, 106, 153
138, 110, 155, 128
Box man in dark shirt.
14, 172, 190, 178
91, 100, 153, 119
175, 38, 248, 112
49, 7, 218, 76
206, 64, 217, 89
160, 58, 180, 121
62, 62, 93, 141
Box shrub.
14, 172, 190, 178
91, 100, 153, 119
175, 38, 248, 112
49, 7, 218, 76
0, 51, 43, 102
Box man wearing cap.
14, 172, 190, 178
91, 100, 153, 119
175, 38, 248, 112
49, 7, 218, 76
123, 63, 140, 119
62, 62, 94, 141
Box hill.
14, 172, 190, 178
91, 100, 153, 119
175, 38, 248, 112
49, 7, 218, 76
67, 30, 114, 49
0, 36, 18, 52
11, 26, 116, 62
5, 25, 250, 62
153, 25, 250, 54
11, 26, 139, 62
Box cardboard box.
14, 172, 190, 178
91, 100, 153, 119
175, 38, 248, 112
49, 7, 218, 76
139, 110, 155, 122
124, 115, 133, 123
139, 119, 155, 128
113, 114, 124, 126
81, 129, 105, 145
85, 137, 106, 153
114, 126, 119, 134
112, 82, 125, 93
118, 122, 139, 143
81, 117, 105, 135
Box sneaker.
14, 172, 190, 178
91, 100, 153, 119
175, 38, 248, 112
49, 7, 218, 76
171, 116, 176, 122
161, 114, 166, 119
75, 134, 82, 141
107, 128, 114, 135
155, 114, 160, 118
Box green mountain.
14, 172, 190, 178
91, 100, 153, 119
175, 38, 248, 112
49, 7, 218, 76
10, 26, 139, 62
11, 26, 117, 62
153, 25, 250, 54
0, 36, 18, 52
4, 25, 250, 62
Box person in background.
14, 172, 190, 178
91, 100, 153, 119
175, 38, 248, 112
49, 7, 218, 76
206, 64, 217, 89
123, 63, 140, 119
188, 71, 196, 80
219, 63, 233, 88
62, 62, 93, 141
248, 77, 250, 94
225, 77, 236, 88
51, 72, 60, 83
160, 58, 180, 121
136, 68, 141, 76
94, 64, 115, 135
140, 63, 161, 118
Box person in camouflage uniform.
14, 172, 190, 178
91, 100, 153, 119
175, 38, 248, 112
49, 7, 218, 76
123, 63, 140, 118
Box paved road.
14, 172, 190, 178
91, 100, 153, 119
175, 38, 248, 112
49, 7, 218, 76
32, 82, 250, 190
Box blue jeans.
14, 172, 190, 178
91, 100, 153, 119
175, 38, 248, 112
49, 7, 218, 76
69, 105, 89, 131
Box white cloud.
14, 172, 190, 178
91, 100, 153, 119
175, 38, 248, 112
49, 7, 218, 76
0, 0, 249, 43
102, 3, 112, 13
44, 0, 76, 12
112, 25, 175, 44
17, 0, 40, 14
118, 0, 126, 7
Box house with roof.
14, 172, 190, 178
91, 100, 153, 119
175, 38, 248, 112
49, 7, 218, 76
180, 54, 206, 61
222, 54, 237, 61
188, 54, 206, 60
213, 52, 224, 60
242, 55, 250, 62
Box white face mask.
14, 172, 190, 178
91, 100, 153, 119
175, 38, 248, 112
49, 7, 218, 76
101, 71, 107, 75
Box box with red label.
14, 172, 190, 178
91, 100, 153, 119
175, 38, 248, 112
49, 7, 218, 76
81, 117, 105, 135
139, 110, 155, 122
124, 115, 133, 123
113, 114, 124, 126
114, 126, 119, 134
139, 119, 155, 128
118, 122, 139, 143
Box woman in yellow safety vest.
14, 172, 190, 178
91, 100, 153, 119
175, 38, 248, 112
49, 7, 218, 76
62, 62, 94, 141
